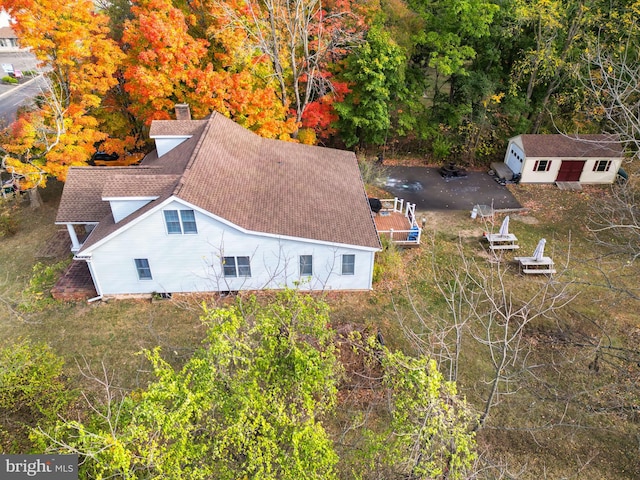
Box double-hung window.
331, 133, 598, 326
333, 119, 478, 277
300, 255, 313, 276
223, 256, 251, 277
593, 160, 612, 172
164, 209, 198, 234
341, 254, 355, 275
135, 258, 152, 280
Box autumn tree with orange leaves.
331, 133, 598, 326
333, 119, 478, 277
240, 0, 365, 123
123, 0, 296, 138
1, 0, 123, 207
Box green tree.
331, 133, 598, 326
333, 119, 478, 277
372, 351, 478, 479
407, 0, 499, 111
334, 24, 408, 147
39, 291, 339, 479
509, 0, 593, 132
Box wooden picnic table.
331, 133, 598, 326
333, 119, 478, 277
484, 232, 519, 251
514, 256, 556, 275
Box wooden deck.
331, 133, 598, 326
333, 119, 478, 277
373, 211, 411, 232
371, 197, 421, 245
374, 211, 420, 245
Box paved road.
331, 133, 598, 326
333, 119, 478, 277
383, 166, 522, 212
0, 51, 43, 126
0, 75, 48, 126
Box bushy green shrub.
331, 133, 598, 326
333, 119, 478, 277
358, 156, 388, 188
373, 236, 404, 283
19, 260, 70, 312
0, 341, 72, 452
2, 75, 18, 84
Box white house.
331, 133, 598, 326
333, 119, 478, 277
0, 26, 19, 52
504, 134, 624, 184
55, 108, 381, 297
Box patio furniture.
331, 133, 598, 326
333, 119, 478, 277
438, 162, 468, 178
514, 238, 556, 275
472, 204, 494, 220
484, 216, 519, 251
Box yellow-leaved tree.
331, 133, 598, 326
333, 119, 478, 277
1, 0, 124, 207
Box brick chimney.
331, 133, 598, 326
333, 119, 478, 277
175, 104, 191, 121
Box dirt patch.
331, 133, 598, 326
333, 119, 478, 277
511, 213, 540, 224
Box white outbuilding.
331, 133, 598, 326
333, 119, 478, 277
504, 134, 624, 184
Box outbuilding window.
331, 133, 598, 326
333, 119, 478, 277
533, 160, 551, 172
593, 160, 612, 172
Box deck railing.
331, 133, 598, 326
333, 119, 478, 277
377, 197, 421, 245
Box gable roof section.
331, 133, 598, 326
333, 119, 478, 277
139, 132, 202, 174
175, 113, 381, 249
520, 134, 623, 158
77, 192, 173, 253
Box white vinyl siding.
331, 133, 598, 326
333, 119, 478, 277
154, 137, 192, 157
85, 199, 377, 294
110, 199, 153, 223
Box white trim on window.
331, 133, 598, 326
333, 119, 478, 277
134, 258, 152, 280
342, 254, 355, 275
164, 209, 198, 234
222, 256, 252, 277
300, 255, 313, 276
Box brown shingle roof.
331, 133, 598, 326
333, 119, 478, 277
59, 113, 381, 250
176, 114, 381, 248
520, 134, 623, 158
102, 174, 179, 198
139, 133, 201, 174
56, 167, 154, 223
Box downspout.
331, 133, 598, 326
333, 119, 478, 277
76, 255, 103, 302
368, 251, 376, 290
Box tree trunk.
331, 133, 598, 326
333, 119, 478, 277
28, 188, 42, 209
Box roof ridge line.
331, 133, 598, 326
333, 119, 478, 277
173, 112, 217, 196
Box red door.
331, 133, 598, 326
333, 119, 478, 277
556, 160, 585, 182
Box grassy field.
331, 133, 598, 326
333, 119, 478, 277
0, 179, 638, 478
